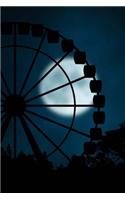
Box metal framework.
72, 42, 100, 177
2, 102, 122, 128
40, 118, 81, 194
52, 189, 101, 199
1, 22, 105, 162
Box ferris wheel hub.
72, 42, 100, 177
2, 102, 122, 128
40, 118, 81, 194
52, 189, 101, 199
5, 95, 25, 116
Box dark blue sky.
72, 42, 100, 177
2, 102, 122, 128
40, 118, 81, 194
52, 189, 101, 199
2, 7, 125, 165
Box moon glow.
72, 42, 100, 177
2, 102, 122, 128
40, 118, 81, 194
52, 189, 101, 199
39, 57, 96, 117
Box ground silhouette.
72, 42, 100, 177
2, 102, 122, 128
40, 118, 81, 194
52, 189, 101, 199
1, 125, 125, 193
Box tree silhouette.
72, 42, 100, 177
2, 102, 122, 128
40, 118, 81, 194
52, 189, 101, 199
1, 123, 125, 193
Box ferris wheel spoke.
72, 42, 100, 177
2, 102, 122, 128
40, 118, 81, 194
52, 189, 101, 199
1, 99, 5, 103
23, 51, 70, 99
25, 75, 85, 103
1, 102, 5, 106
13, 24, 17, 95
26, 104, 94, 107
1, 71, 11, 95
1, 113, 6, 122
19, 115, 43, 160
19, 31, 47, 96
13, 116, 16, 158
1, 115, 12, 141
25, 109, 90, 138
1, 104, 6, 110
1, 90, 7, 98
1, 110, 5, 114
23, 112, 71, 162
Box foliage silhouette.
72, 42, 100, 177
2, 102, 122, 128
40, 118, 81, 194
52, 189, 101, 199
1, 124, 125, 193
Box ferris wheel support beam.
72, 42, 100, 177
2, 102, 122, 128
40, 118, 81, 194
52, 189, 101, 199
1, 110, 5, 114
13, 116, 16, 159
23, 113, 71, 162
1, 114, 6, 123
1, 90, 7, 98
1, 116, 12, 141
19, 116, 43, 161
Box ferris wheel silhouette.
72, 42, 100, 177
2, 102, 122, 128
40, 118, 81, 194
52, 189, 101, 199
1, 22, 105, 162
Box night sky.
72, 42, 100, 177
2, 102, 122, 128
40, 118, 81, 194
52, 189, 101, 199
2, 7, 125, 166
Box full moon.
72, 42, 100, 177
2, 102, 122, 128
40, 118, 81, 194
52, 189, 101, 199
39, 57, 97, 117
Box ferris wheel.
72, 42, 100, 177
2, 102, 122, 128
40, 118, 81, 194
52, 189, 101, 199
1, 22, 105, 163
